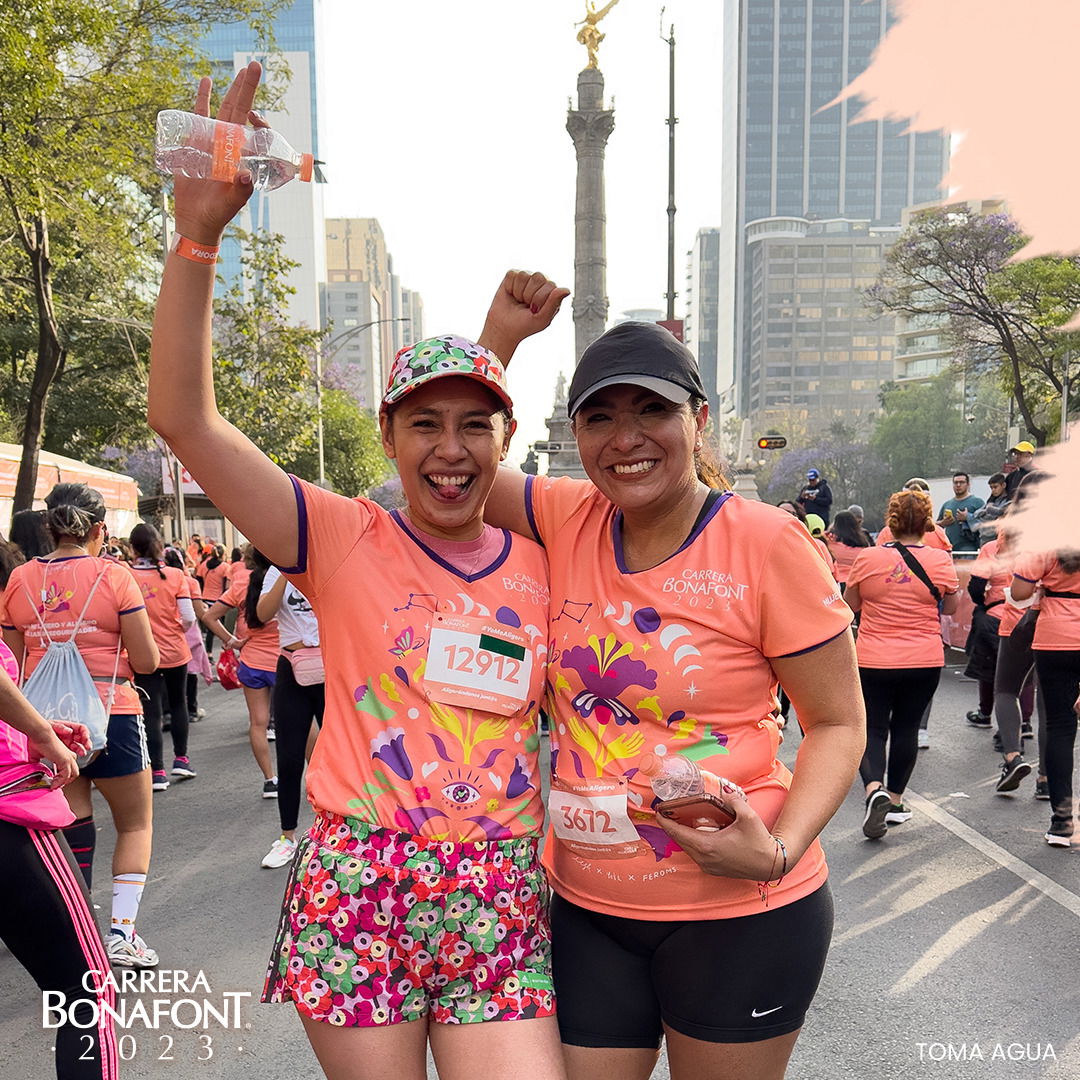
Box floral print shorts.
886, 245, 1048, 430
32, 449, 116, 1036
262, 813, 555, 1026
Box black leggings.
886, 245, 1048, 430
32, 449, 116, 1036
1034, 649, 1080, 824
136, 664, 190, 771
272, 655, 324, 833
0, 820, 118, 1078
859, 666, 942, 794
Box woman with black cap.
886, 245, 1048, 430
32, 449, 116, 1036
480, 275, 864, 1080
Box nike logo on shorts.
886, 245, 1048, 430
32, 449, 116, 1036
751, 1006, 783, 1018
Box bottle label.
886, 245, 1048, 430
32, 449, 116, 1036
211, 121, 245, 182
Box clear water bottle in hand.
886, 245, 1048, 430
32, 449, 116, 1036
155, 110, 314, 192
639, 753, 744, 830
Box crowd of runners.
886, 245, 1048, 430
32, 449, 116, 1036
0, 61, 1077, 1080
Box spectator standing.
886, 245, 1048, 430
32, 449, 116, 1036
797, 468, 834, 526
936, 472, 984, 552
971, 473, 1010, 545
1004, 440, 1036, 497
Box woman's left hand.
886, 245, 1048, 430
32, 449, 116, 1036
26, 723, 89, 788
655, 794, 789, 881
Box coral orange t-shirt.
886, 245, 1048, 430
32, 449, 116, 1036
969, 539, 1011, 610
127, 563, 192, 669
1012, 552, 1080, 651
526, 477, 852, 921
847, 544, 959, 668
201, 561, 229, 603
876, 524, 952, 551
280, 477, 549, 841
216, 576, 279, 673
827, 540, 866, 585
0, 555, 144, 714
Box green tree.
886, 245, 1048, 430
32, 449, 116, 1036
867, 206, 1080, 446
870, 374, 968, 482
212, 229, 324, 465
284, 388, 391, 497
0, 0, 284, 510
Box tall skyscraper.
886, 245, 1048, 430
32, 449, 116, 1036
717, 0, 949, 420
197, 0, 326, 328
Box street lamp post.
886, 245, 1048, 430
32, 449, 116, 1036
316, 317, 412, 487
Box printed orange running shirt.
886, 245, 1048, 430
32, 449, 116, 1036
216, 575, 279, 673
526, 477, 852, 920
1012, 552, 1080, 650
0, 555, 145, 714
281, 477, 549, 841
847, 544, 958, 668
127, 564, 193, 669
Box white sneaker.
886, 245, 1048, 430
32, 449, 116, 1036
266, 724, 276, 742
917, 729, 930, 750
106, 931, 159, 969
261, 835, 298, 869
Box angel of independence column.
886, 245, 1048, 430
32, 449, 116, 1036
567, 1, 620, 361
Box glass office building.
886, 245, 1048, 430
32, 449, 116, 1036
719, 0, 949, 419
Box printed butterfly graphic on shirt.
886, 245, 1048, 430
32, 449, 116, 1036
389, 626, 426, 658
38, 582, 74, 615
885, 563, 913, 586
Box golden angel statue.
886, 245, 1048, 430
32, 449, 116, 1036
576, 0, 622, 69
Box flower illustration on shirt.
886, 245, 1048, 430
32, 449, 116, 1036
38, 583, 73, 615
561, 633, 657, 726
885, 563, 913, 586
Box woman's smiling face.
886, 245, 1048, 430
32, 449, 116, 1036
380, 376, 514, 540
571, 383, 705, 515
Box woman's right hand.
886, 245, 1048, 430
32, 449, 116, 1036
27, 723, 86, 788
171, 61, 269, 246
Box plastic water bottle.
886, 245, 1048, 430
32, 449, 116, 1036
154, 110, 314, 191
638, 754, 746, 802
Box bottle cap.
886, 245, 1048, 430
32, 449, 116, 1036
299, 153, 314, 182
637, 753, 662, 777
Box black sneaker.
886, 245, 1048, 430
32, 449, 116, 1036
862, 789, 891, 839
885, 803, 912, 825
1021, 721, 1034, 740
995, 756, 1032, 793
1034, 780, 1050, 801
966, 710, 992, 729
262, 778, 278, 800
1045, 819, 1074, 848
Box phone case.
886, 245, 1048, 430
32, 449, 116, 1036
657, 793, 737, 830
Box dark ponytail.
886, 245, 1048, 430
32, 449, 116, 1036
130, 522, 166, 579
244, 547, 272, 630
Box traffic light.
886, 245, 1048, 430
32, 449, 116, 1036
756, 436, 787, 450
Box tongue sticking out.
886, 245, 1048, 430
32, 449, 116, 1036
433, 479, 469, 500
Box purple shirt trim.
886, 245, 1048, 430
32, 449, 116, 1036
276, 474, 309, 575
1012, 574, 1038, 583
772, 627, 850, 660
523, 474, 541, 544
612, 491, 734, 575
34, 555, 92, 563
389, 510, 512, 583
118, 605, 145, 616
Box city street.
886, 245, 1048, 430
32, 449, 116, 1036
2, 659, 1078, 1079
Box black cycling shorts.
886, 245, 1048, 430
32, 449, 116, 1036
551, 882, 834, 1047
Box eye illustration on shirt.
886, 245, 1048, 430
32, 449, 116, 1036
440, 768, 483, 808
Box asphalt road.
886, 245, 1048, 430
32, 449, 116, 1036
1, 658, 1078, 1079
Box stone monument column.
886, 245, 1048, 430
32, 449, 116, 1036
567, 68, 615, 362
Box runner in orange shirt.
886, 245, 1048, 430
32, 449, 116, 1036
845, 490, 959, 838
149, 62, 567, 1080
480, 278, 864, 1079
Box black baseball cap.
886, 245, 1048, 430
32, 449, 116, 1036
567, 322, 707, 418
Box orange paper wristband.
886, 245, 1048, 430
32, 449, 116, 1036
170, 234, 220, 265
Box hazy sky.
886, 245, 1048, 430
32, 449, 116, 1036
318, 0, 724, 461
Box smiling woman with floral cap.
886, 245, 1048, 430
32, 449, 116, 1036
149, 62, 568, 1080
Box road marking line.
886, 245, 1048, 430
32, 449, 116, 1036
906, 790, 1080, 919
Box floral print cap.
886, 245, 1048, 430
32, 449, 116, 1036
381, 335, 512, 412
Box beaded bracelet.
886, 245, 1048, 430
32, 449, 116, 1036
757, 835, 789, 907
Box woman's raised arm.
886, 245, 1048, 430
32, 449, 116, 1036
149, 61, 297, 569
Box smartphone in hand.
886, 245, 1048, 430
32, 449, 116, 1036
657, 793, 737, 831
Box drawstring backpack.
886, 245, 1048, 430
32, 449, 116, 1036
20, 562, 123, 768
